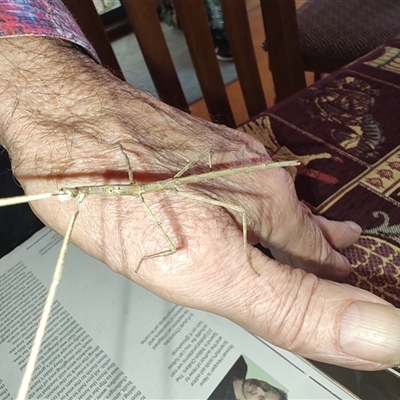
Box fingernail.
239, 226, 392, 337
343, 220, 362, 234
340, 302, 400, 365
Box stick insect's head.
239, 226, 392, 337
58, 187, 80, 201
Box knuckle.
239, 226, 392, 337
264, 271, 322, 352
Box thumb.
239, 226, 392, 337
223, 251, 400, 370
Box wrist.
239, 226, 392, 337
0, 37, 113, 159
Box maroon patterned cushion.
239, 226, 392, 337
241, 36, 400, 308
298, 0, 400, 64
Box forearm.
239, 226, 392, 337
0, 0, 100, 156
0, 37, 162, 181
0, 37, 112, 157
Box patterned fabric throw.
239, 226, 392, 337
241, 37, 400, 308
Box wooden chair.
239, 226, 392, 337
260, 0, 400, 102
62, 0, 268, 128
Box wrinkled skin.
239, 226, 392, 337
1, 37, 399, 370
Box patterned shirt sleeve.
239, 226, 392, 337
0, 0, 99, 62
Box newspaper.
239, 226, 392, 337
0, 227, 357, 399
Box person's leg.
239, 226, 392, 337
203, 0, 233, 61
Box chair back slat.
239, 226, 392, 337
259, 0, 306, 101
63, 0, 124, 81
221, 0, 267, 117
173, 0, 235, 127
63, 0, 276, 126
122, 0, 189, 112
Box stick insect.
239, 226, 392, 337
0, 146, 299, 399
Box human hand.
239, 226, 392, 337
1, 37, 399, 371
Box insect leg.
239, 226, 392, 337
175, 190, 259, 276
135, 194, 177, 272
